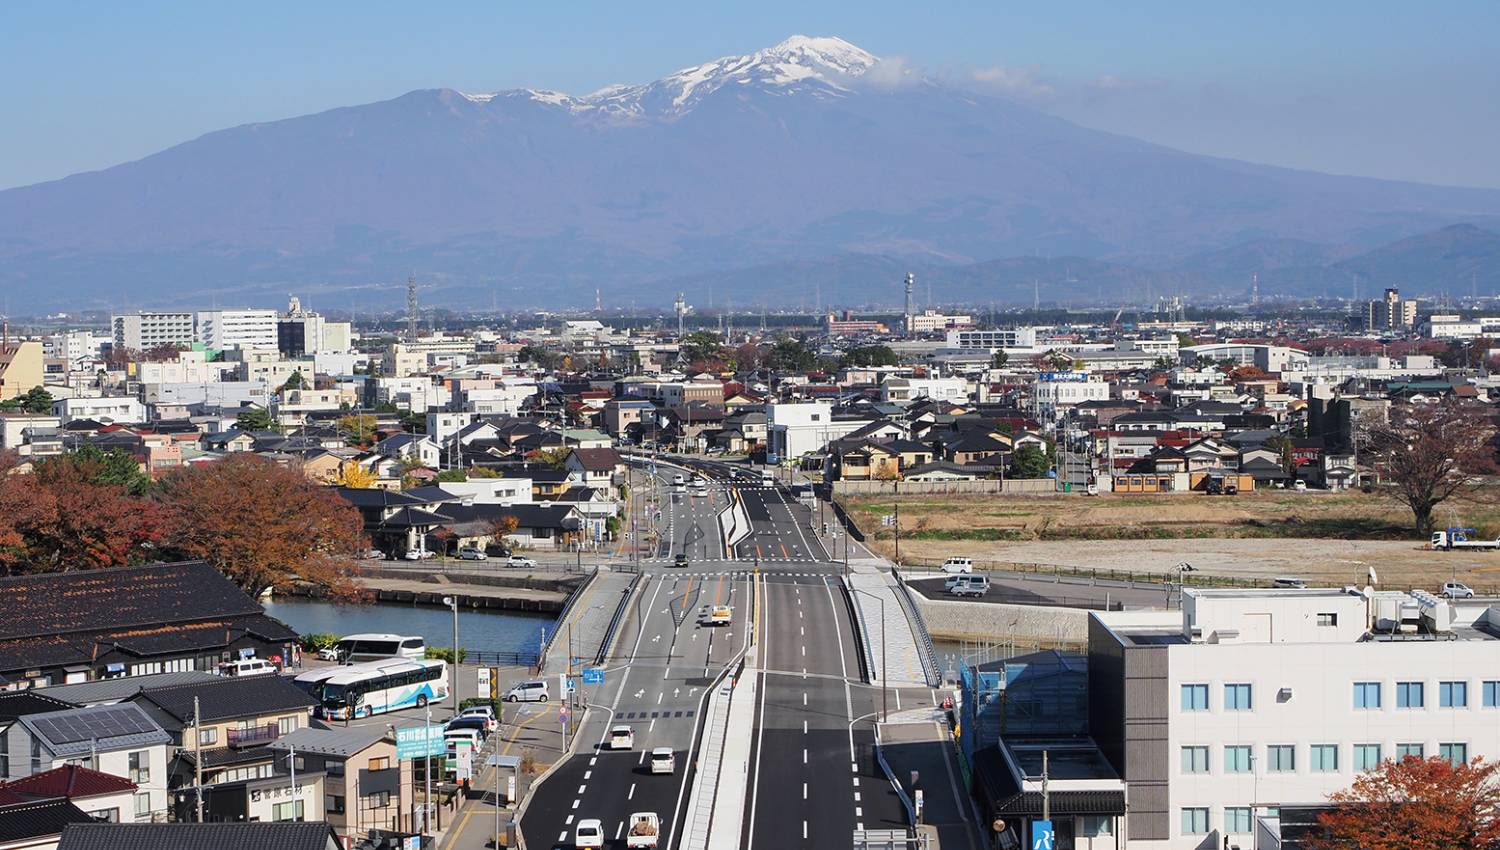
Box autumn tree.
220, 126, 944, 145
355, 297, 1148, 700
332, 460, 378, 489
156, 455, 364, 599
336, 413, 377, 446
20, 457, 165, 573
532, 447, 571, 469
1366, 400, 1497, 534
1310, 756, 1500, 850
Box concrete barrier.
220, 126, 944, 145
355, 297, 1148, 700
911, 594, 1089, 646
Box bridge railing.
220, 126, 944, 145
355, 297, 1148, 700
889, 567, 942, 687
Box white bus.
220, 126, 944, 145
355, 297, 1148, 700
331, 633, 427, 663
294, 658, 448, 720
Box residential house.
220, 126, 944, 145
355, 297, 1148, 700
0, 798, 96, 850
901, 461, 978, 482
201, 430, 257, 454
827, 441, 901, 482
269, 728, 411, 841
563, 448, 624, 494
0, 765, 140, 825
0, 564, 300, 691
4, 704, 170, 821
371, 433, 439, 469
334, 488, 453, 557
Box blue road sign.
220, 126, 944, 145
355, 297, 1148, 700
583, 667, 604, 685
1031, 820, 1054, 850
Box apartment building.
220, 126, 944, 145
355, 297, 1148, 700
905, 310, 973, 334
111, 312, 194, 352
0, 340, 43, 401
196, 310, 278, 351
1089, 588, 1500, 848
945, 327, 1039, 350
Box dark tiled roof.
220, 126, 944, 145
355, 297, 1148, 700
136, 675, 317, 725
568, 447, 623, 471
0, 765, 136, 800
0, 799, 96, 843
0, 691, 78, 723
0, 562, 262, 642
58, 822, 338, 850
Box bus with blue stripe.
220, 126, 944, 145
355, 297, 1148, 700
294, 658, 449, 719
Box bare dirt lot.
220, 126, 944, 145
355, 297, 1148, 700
843, 491, 1500, 591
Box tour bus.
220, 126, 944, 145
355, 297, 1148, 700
294, 658, 449, 720
331, 633, 427, 663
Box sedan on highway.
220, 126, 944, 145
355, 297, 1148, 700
574, 819, 604, 849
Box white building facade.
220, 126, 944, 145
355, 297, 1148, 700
112, 312, 195, 352
196, 309, 278, 351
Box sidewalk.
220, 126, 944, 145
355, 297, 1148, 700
879, 721, 982, 850
444, 697, 570, 849
540, 569, 638, 674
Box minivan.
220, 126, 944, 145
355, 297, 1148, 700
939, 557, 973, 574
948, 576, 989, 598
218, 658, 277, 678
503, 679, 550, 703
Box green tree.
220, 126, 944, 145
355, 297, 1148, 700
990, 350, 1009, 369
434, 468, 468, 483
517, 345, 561, 370
841, 345, 900, 368
399, 412, 427, 434
1264, 434, 1298, 477
769, 337, 817, 371
0, 387, 54, 415
1009, 444, 1051, 479
679, 331, 727, 365
61, 444, 153, 495
235, 406, 275, 432
279, 370, 309, 392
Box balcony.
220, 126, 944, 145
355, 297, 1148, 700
227, 723, 280, 748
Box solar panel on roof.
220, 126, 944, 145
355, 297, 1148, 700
33, 706, 156, 744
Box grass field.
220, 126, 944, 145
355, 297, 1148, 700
842, 490, 1500, 591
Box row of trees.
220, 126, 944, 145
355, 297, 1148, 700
0, 450, 365, 599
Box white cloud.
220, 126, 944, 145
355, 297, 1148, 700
1088, 74, 1166, 94
968, 65, 1055, 100
861, 55, 923, 89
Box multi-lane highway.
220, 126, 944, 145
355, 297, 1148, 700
519, 457, 914, 850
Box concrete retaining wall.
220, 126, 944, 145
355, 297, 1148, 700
832, 479, 1055, 496
911, 594, 1089, 645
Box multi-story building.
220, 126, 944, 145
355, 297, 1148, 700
1032, 372, 1111, 419
1366, 287, 1419, 333
0, 340, 43, 400
196, 309, 278, 351
945, 327, 1039, 350
1089, 587, 1500, 848
277, 297, 352, 356
825, 311, 888, 336
111, 312, 195, 352
766, 401, 866, 462
905, 310, 973, 334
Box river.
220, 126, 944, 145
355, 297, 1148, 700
262, 597, 555, 655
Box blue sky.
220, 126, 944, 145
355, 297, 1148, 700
3, 1, 1498, 190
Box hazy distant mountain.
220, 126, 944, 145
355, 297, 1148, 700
4, 35, 1500, 311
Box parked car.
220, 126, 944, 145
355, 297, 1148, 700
458, 547, 488, 561
1442, 581, 1476, 599
503, 679, 550, 703
649, 748, 675, 775
359, 548, 384, 560
939, 557, 973, 574
947, 576, 989, 598
316, 647, 342, 662
459, 705, 498, 730
443, 728, 483, 751
609, 725, 635, 750
445, 717, 491, 740
506, 555, 538, 568
1271, 577, 1307, 589
218, 659, 278, 678
404, 549, 436, 560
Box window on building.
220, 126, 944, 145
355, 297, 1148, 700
368, 756, 391, 771
326, 761, 345, 777
1224, 683, 1253, 711
1225, 807, 1252, 834
197, 728, 217, 746
1353, 682, 1381, 709
1181, 808, 1209, 835
1266, 744, 1296, 772
1354, 744, 1382, 771
128, 751, 149, 784
1316, 612, 1338, 626
368, 791, 391, 808
278, 716, 298, 735
1078, 817, 1112, 837
327, 795, 345, 815
1397, 743, 1425, 760
272, 800, 305, 822
1441, 681, 1469, 708
87, 808, 119, 823
1311, 745, 1340, 772
1485, 682, 1500, 707
1440, 743, 1468, 767
1181, 746, 1209, 774
1397, 681, 1424, 708
133, 793, 151, 818
1224, 745, 1252, 773
1180, 684, 1208, 711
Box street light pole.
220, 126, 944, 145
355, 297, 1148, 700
443, 596, 460, 717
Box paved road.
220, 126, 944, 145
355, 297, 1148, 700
906, 573, 1171, 610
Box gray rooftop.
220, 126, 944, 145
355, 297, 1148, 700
36, 671, 220, 706
18, 703, 170, 757
268, 725, 387, 758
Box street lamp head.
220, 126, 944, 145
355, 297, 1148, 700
442, 596, 454, 607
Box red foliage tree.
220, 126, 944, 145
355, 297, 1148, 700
1311, 756, 1500, 850
21, 457, 165, 572
156, 455, 365, 599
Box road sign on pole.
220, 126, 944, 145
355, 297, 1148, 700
583, 667, 604, 685
1031, 820, 1054, 850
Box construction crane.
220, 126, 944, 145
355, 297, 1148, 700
1111, 304, 1126, 328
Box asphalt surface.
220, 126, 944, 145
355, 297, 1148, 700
518, 456, 914, 850
906, 573, 1173, 610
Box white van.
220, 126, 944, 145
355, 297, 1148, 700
940, 557, 974, 574
503, 679, 550, 703
218, 659, 277, 678
948, 576, 989, 598
761, 472, 776, 487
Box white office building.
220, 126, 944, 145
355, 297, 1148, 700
1089, 587, 1500, 849
111, 312, 195, 352
1032, 372, 1110, 419
945, 327, 1039, 350
196, 309, 278, 351
766, 401, 865, 462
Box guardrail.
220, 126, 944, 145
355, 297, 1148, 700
872, 725, 917, 831
595, 573, 642, 666
889, 568, 942, 687
463, 649, 541, 667
839, 576, 875, 685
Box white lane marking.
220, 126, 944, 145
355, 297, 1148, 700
565, 815, 574, 825
638, 751, 646, 765
657, 692, 664, 705
589, 757, 597, 766
803, 748, 808, 764
571, 799, 580, 810
803, 782, 808, 800
801, 645, 806, 657
649, 718, 656, 732
851, 763, 858, 772
855, 807, 863, 817
803, 720, 808, 734
583, 770, 591, 779
577, 785, 586, 794
854, 792, 861, 802
853, 777, 860, 787
559, 832, 568, 842
615, 822, 624, 840
803, 692, 808, 706
803, 822, 808, 839
629, 783, 636, 800
857, 822, 864, 831
822, 577, 857, 763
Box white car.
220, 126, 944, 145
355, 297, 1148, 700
649, 748, 675, 775
316, 647, 341, 662
939, 557, 974, 574
609, 725, 635, 750
458, 706, 499, 732
403, 549, 436, 560
506, 555, 538, 568
574, 818, 604, 849
1442, 581, 1476, 599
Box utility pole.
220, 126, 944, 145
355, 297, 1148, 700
288, 742, 298, 821
1042, 750, 1050, 823
193, 697, 204, 822
406, 276, 419, 343
893, 502, 900, 565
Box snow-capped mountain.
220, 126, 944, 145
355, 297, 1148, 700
2, 34, 1499, 310
463, 35, 880, 117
